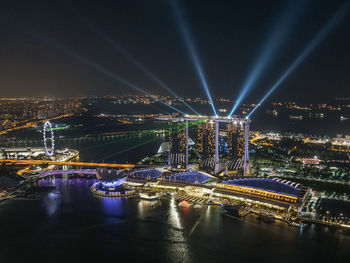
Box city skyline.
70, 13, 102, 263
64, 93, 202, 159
1, 1, 350, 262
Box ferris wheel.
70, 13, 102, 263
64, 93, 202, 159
43, 121, 55, 156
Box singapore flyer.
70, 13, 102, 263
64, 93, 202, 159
43, 121, 55, 156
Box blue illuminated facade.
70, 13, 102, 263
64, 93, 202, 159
166, 171, 213, 184
132, 169, 163, 179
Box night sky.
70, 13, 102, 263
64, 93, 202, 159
1, 0, 349, 102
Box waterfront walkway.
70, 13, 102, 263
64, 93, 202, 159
173, 194, 209, 204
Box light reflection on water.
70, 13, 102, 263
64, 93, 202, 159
166, 197, 191, 262
137, 199, 160, 218
101, 197, 123, 215
169, 197, 182, 230
43, 191, 61, 217
39, 178, 60, 217
0, 178, 349, 262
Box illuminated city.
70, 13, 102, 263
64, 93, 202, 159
1, 0, 350, 262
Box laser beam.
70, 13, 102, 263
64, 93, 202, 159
32, 33, 185, 115
247, 1, 350, 118
83, 20, 200, 116
171, 0, 217, 116
228, 1, 306, 117
96, 120, 202, 162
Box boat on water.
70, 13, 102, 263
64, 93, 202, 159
221, 204, 245, 218
289, 221, 308, 229
258, 213, 275, 223
139, 192, 159, 200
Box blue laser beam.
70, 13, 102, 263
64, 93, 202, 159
247, 1, 350, 118
98, 32, 200, 115
84, 20, 200, 116
171, 0, 217, 116
228, 1, 306, 117
33, 34, 185, 115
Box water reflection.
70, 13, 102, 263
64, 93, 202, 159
166, 197, 191, 262
169, 197, 182, 229
43, 191, 61, 217
101, 197, 123, 215
38, 178, 60, 217
137, 199, 160, 218
1, 178, 348, 262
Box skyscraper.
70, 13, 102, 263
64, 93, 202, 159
197, 121, 216, 168
227, 121, 245, 159
169, 122, 186, 166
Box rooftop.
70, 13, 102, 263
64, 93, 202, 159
166, 171, 214, 184
132, 168, 163, 179
220, 178, 301, 197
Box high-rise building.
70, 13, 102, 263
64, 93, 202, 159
169, 122, 186, 165
227, 122, 245, 159
197, 121, 216, 168
157, 115, 250, 175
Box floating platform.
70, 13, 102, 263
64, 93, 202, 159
90, 181, 136, 198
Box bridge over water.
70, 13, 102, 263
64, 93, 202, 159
32, 169, 97, 179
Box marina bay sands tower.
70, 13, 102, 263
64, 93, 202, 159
158, 115, 250, 176
168, 122, 187, 166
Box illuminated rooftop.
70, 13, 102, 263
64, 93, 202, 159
220, 178, 301, 197
132, 168, 164, 179
166, 171, 215, 184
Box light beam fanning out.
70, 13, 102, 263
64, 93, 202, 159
33, 34, 185, 115
171, 0, 217, 116
247, 1, 350, 118
228, 1, 305, 117
85, 22, 200, 116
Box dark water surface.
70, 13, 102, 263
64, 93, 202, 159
0, 178, 350, 263
250, 109, 350, 136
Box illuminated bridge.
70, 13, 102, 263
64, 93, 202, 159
34, 169, 97, 178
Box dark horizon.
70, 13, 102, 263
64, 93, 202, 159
0, 0, 349, 105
